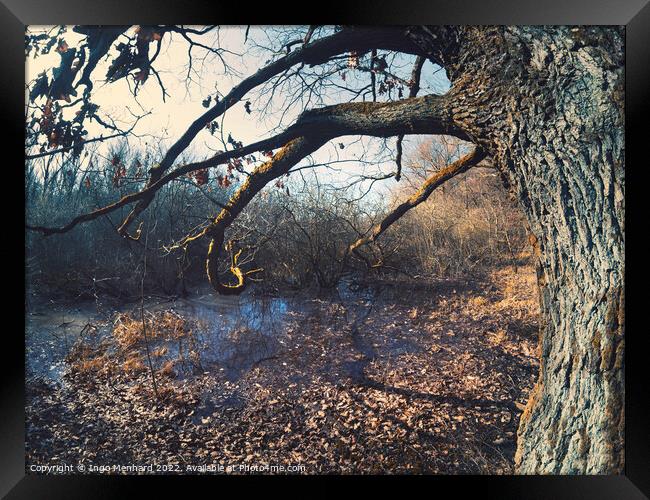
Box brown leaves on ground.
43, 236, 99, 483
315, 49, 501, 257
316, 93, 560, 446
26, 265, 540, 474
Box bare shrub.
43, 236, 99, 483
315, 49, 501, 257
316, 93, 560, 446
368, 137, 531, 279
27, 136, 531, 297
26, 142, 230, 298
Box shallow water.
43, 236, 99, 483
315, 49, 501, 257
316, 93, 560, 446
155, 293, 298, 379
25, 304, 108, 381
25, 291, 300, 383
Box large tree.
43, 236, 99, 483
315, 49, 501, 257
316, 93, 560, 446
26, 25, 624, 473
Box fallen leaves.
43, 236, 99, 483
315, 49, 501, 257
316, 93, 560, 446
26, 264, 539, 474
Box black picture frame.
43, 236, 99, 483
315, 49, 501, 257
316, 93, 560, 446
3, 1, 649, 497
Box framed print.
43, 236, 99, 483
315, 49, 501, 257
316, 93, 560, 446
2, 0, 649, 497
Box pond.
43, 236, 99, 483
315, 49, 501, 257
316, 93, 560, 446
25, 291, 301, 384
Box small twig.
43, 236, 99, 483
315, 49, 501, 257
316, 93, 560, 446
140, 210, 159, 399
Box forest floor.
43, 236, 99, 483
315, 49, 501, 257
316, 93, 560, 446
26, 264, 540, 474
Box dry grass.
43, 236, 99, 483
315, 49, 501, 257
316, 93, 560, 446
67, 341, 112, 376
113, 310, 191, 350
67, 309, 199, 381
75, 355, 107, 374
123, 353, 146, 374
152, 346, 168, 358
158, 360, 177, 378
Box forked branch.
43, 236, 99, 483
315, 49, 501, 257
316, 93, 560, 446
115, 26, 429, 238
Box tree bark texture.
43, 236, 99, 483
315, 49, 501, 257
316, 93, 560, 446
415, 26, 625, 474
27, 25, 625, 474
191, 26, 626, 472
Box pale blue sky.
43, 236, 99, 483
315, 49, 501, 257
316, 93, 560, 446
26, 26, 452, 203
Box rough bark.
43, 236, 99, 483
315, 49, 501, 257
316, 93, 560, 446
414, 26, 625, 474
26, 25, 625, 473
190, 25, 626, 474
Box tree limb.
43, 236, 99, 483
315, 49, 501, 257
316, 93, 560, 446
25, 118, 145, 160
347, 147, 487, 257
116, 26, 428, 238
395, 55, 426, 181
28, 94, 467, 237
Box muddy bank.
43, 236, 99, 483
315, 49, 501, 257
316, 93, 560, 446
26, 266, 540, 474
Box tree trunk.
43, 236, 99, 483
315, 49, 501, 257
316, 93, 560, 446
28, 25, 624, 474
424, 26, 625, 473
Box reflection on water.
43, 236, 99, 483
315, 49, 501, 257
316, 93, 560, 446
25, 306, 108, 381
25, 292, 296, 383
160, 294, 293, 379
180, 293, 290, 333
336, 274, 375, 303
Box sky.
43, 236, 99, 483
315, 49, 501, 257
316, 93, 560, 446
25, 26, 452, 203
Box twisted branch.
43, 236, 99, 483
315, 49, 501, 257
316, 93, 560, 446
27, 84, 472, 295
27, 94, 466, 237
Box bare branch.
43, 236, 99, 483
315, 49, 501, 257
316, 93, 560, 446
25, 115, 147, 160
395, 55, 426, 181
29, 93, 467, 237
116, 26, 428, 237
347, 147, 487, 257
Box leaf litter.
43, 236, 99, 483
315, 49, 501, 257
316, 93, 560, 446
26, 265, 539, 474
